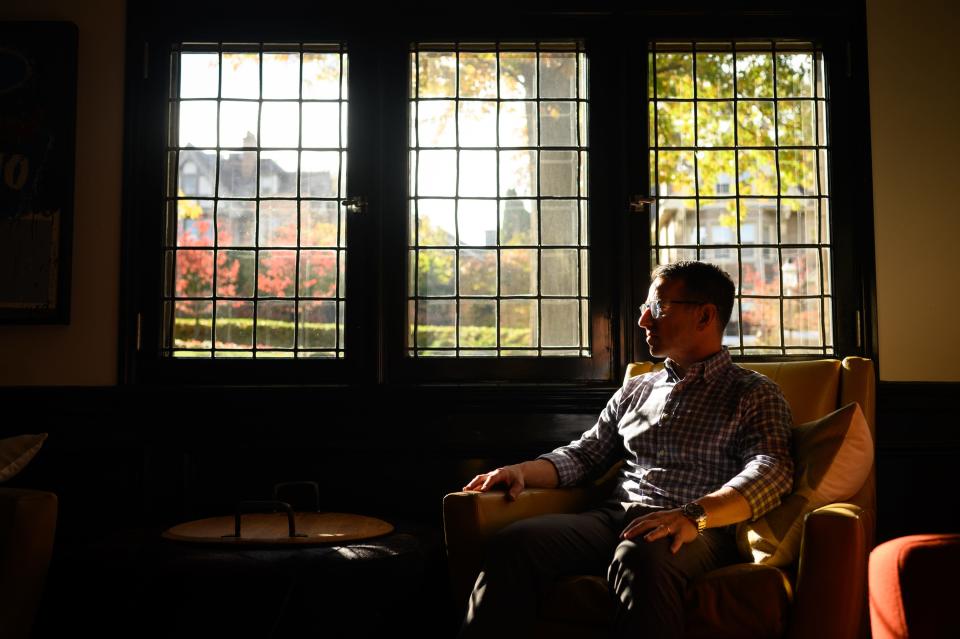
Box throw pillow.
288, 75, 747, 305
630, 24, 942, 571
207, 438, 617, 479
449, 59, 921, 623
736, 402, 873, 567
0, 433, 48, 482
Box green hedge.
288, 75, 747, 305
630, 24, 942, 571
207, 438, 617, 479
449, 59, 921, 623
174, 317, 336, 348
412, 325, 533, 348
174, 317, 532, 349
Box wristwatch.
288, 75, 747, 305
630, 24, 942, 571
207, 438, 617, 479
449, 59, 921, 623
681, 502, 707, 534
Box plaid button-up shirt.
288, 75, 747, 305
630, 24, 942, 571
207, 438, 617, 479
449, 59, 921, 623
539, 348, 794, 520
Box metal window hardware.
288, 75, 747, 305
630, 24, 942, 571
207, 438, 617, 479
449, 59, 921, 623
342, 196, 367, 214
629, 195, 655, 213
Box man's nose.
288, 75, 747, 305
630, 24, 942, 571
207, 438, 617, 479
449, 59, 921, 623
638, 307, 653, 328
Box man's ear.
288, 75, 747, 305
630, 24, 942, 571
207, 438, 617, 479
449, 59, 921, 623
698, 304, 716, 331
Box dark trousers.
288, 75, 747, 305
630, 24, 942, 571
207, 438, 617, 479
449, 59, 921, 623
458, 502, 741, 639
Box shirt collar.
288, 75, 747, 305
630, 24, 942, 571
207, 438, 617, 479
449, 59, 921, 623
664, 347, 731, 383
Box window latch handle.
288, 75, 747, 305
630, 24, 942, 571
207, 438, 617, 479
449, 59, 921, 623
342, 196, 367, 215
629, 195, 655, 213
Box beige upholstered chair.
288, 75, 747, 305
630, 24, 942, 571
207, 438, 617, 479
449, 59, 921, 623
444, 357, 875, 639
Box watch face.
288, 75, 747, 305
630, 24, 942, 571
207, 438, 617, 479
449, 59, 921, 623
683, 503, 706, 519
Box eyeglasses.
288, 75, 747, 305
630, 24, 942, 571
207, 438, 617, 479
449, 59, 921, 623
639, 299, 704, 319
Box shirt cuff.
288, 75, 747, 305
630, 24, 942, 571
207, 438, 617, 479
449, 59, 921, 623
721, 464, 787, 520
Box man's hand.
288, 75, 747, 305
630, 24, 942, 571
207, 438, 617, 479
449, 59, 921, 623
462, 465, 526, 501
620, 509, 698, 554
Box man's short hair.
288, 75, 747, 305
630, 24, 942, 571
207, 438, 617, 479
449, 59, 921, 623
652, 261, 735, 333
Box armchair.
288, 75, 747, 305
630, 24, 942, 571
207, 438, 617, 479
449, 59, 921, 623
444, 357, 875, 639
0, 488, 58, 639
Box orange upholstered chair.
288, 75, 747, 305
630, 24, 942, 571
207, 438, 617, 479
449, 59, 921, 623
869, 534, 960, 639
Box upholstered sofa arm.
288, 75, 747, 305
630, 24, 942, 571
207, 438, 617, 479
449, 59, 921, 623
788, 503, 871, 639
0, 488, 58, 639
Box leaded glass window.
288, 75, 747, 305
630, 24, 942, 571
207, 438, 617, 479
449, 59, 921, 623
408, 42, 590, 357
649, 42, 833, 355
162, 43, 348, 358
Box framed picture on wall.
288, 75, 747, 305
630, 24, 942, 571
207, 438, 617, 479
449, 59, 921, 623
0, 21, 78, 324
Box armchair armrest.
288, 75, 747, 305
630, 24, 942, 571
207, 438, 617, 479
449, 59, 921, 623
0, 488, 58, 639
788, 503, 872, 639
443, 487, 599, 609
443, 462, 622, 609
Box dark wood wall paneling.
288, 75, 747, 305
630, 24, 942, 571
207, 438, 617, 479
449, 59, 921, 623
3, 384, 608, 634
874, 381, 960, 540
1, 384, 611, 542
3, 380, 957, 638
4, 380, 958, 545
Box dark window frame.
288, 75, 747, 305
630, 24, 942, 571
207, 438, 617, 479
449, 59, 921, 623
120, 2, 877, 389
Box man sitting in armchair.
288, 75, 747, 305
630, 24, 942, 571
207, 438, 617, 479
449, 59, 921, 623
459, 260, 795, 639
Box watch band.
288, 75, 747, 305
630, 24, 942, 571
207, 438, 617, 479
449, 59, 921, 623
681, 502, 707, 534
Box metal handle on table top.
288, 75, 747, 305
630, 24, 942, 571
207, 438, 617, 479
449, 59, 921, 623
222, 500, 307, 539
